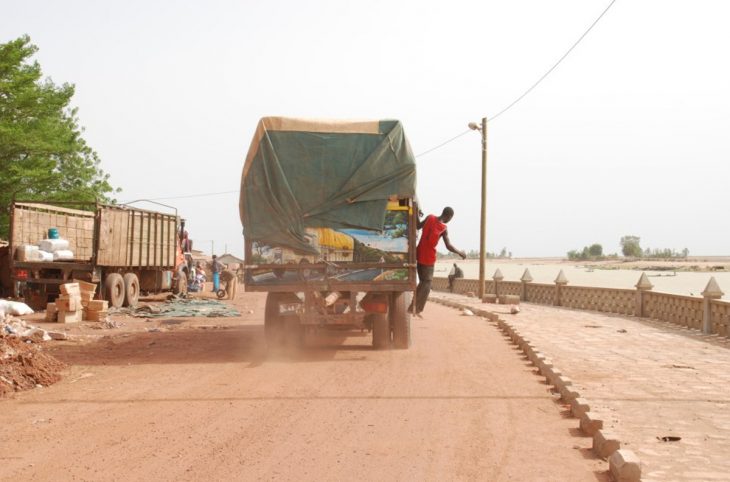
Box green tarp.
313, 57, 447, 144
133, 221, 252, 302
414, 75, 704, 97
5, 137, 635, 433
239, 118, 417, 254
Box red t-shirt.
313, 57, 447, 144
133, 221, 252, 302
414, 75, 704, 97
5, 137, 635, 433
416, 215, 447, 266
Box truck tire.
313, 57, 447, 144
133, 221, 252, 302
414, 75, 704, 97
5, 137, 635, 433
391, 291, 411, 349
265, 292, 303, 349
122, 273, 140, 307
105, 273, 125, 309
284, 315, 304, 348
264, 293, 287, 348
371, 313, 390, 349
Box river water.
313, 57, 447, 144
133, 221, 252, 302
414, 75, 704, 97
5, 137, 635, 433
434, 259, 730, 300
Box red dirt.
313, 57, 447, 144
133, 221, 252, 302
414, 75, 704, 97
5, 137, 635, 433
0, 293, 608, 480
0, 335, 66, 396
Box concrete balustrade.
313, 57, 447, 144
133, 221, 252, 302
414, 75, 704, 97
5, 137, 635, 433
432, 270, 730, 338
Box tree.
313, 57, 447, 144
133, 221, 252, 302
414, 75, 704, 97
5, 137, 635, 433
588, 243, 603, 257
0, 35, 118, 238
620, 235, 642, 257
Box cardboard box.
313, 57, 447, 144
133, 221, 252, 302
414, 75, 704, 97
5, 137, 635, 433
45, 303, 58, 322
86, 310, 108, 322
57, 310, 82, 323
60, 282, 81, 297
87, 300, 109, 311
80, 291, 95, 302
56, 295, 81, 312
72, 279, 97, 295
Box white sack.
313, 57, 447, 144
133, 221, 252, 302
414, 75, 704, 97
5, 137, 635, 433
36, 250, 54, 262
52, 249, 74, 260
0, 300, 35, 316
15, 245, 39, 261
39, 238, 69, 252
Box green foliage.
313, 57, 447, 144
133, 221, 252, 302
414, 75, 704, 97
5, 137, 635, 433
438, 248, 511, 260
620, 235, 689, 259
620, 235, 643, 257
588, 243, 603, 257
567, 243, 604, 261
0, 35, 118, 238
642, 247, 689, 259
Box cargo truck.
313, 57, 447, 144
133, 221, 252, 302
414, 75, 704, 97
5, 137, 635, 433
9, 201, 188, 309
240, 117, 418, 349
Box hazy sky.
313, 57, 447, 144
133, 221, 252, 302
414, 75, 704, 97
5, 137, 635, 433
4, 0, 729, 257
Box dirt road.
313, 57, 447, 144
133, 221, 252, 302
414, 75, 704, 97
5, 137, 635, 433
0, 293, 606, 481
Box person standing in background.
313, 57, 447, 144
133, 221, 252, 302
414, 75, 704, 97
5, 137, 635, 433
211, 255, 223, 293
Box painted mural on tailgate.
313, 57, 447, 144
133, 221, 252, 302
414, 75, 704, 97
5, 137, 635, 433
248, 208, 410, 285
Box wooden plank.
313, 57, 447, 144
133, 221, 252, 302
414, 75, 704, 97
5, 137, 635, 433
97, 210, 108, 264
145, 212, 151, 267
169, 218, 176, 266
120, 209, 130, 266
14, 202, 94, 217
152, 213, 158, 267
129, 210, 135, 266
114, 209, 124, 265
136, 212, 143, 266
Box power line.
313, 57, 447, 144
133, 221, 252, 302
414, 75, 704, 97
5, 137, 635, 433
489, 0, 616, 122
121, 3, 616, 199
415, 0, 617, 157
415, 129, 471, 158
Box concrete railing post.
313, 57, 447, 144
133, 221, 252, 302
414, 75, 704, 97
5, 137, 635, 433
701, 277, 724, 335
634, 272, 654, 318
521, 268, 533, 302
493, 268, 504, 300
554, 270, 568, 306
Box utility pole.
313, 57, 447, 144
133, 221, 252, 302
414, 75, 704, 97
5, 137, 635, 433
469, 117, 488, 299
479, 117, 488, 299
211, 240, 214, 256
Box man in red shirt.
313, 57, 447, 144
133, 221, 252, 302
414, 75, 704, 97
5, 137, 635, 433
409, 207, 466, 317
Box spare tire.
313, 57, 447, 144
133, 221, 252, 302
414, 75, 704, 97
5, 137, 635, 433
122, 273, 140, 307
104, 273, 125, 308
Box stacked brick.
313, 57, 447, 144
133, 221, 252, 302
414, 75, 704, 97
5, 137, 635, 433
45, 281, 108, 323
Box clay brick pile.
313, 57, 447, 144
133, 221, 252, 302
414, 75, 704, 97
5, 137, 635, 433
46, 281, 108, 323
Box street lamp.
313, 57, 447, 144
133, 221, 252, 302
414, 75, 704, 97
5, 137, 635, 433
469, 117, 488, 299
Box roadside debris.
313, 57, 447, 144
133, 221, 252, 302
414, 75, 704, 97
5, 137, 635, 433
510, 306, 520, 315
2, 316, 51, 342
461, 308, 474, 316
0, 334, 66, 396
657, 436, 682, 442
90, 319, 124, 330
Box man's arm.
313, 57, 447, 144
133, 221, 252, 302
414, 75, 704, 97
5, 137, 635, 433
441, 230, 466, 259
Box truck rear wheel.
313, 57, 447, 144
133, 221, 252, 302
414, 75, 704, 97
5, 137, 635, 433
265, 292, 302, 349
122, 273, 140, 307
391, 291, 411, 349
371, 313, 390, 349
105, 273, 125, 308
